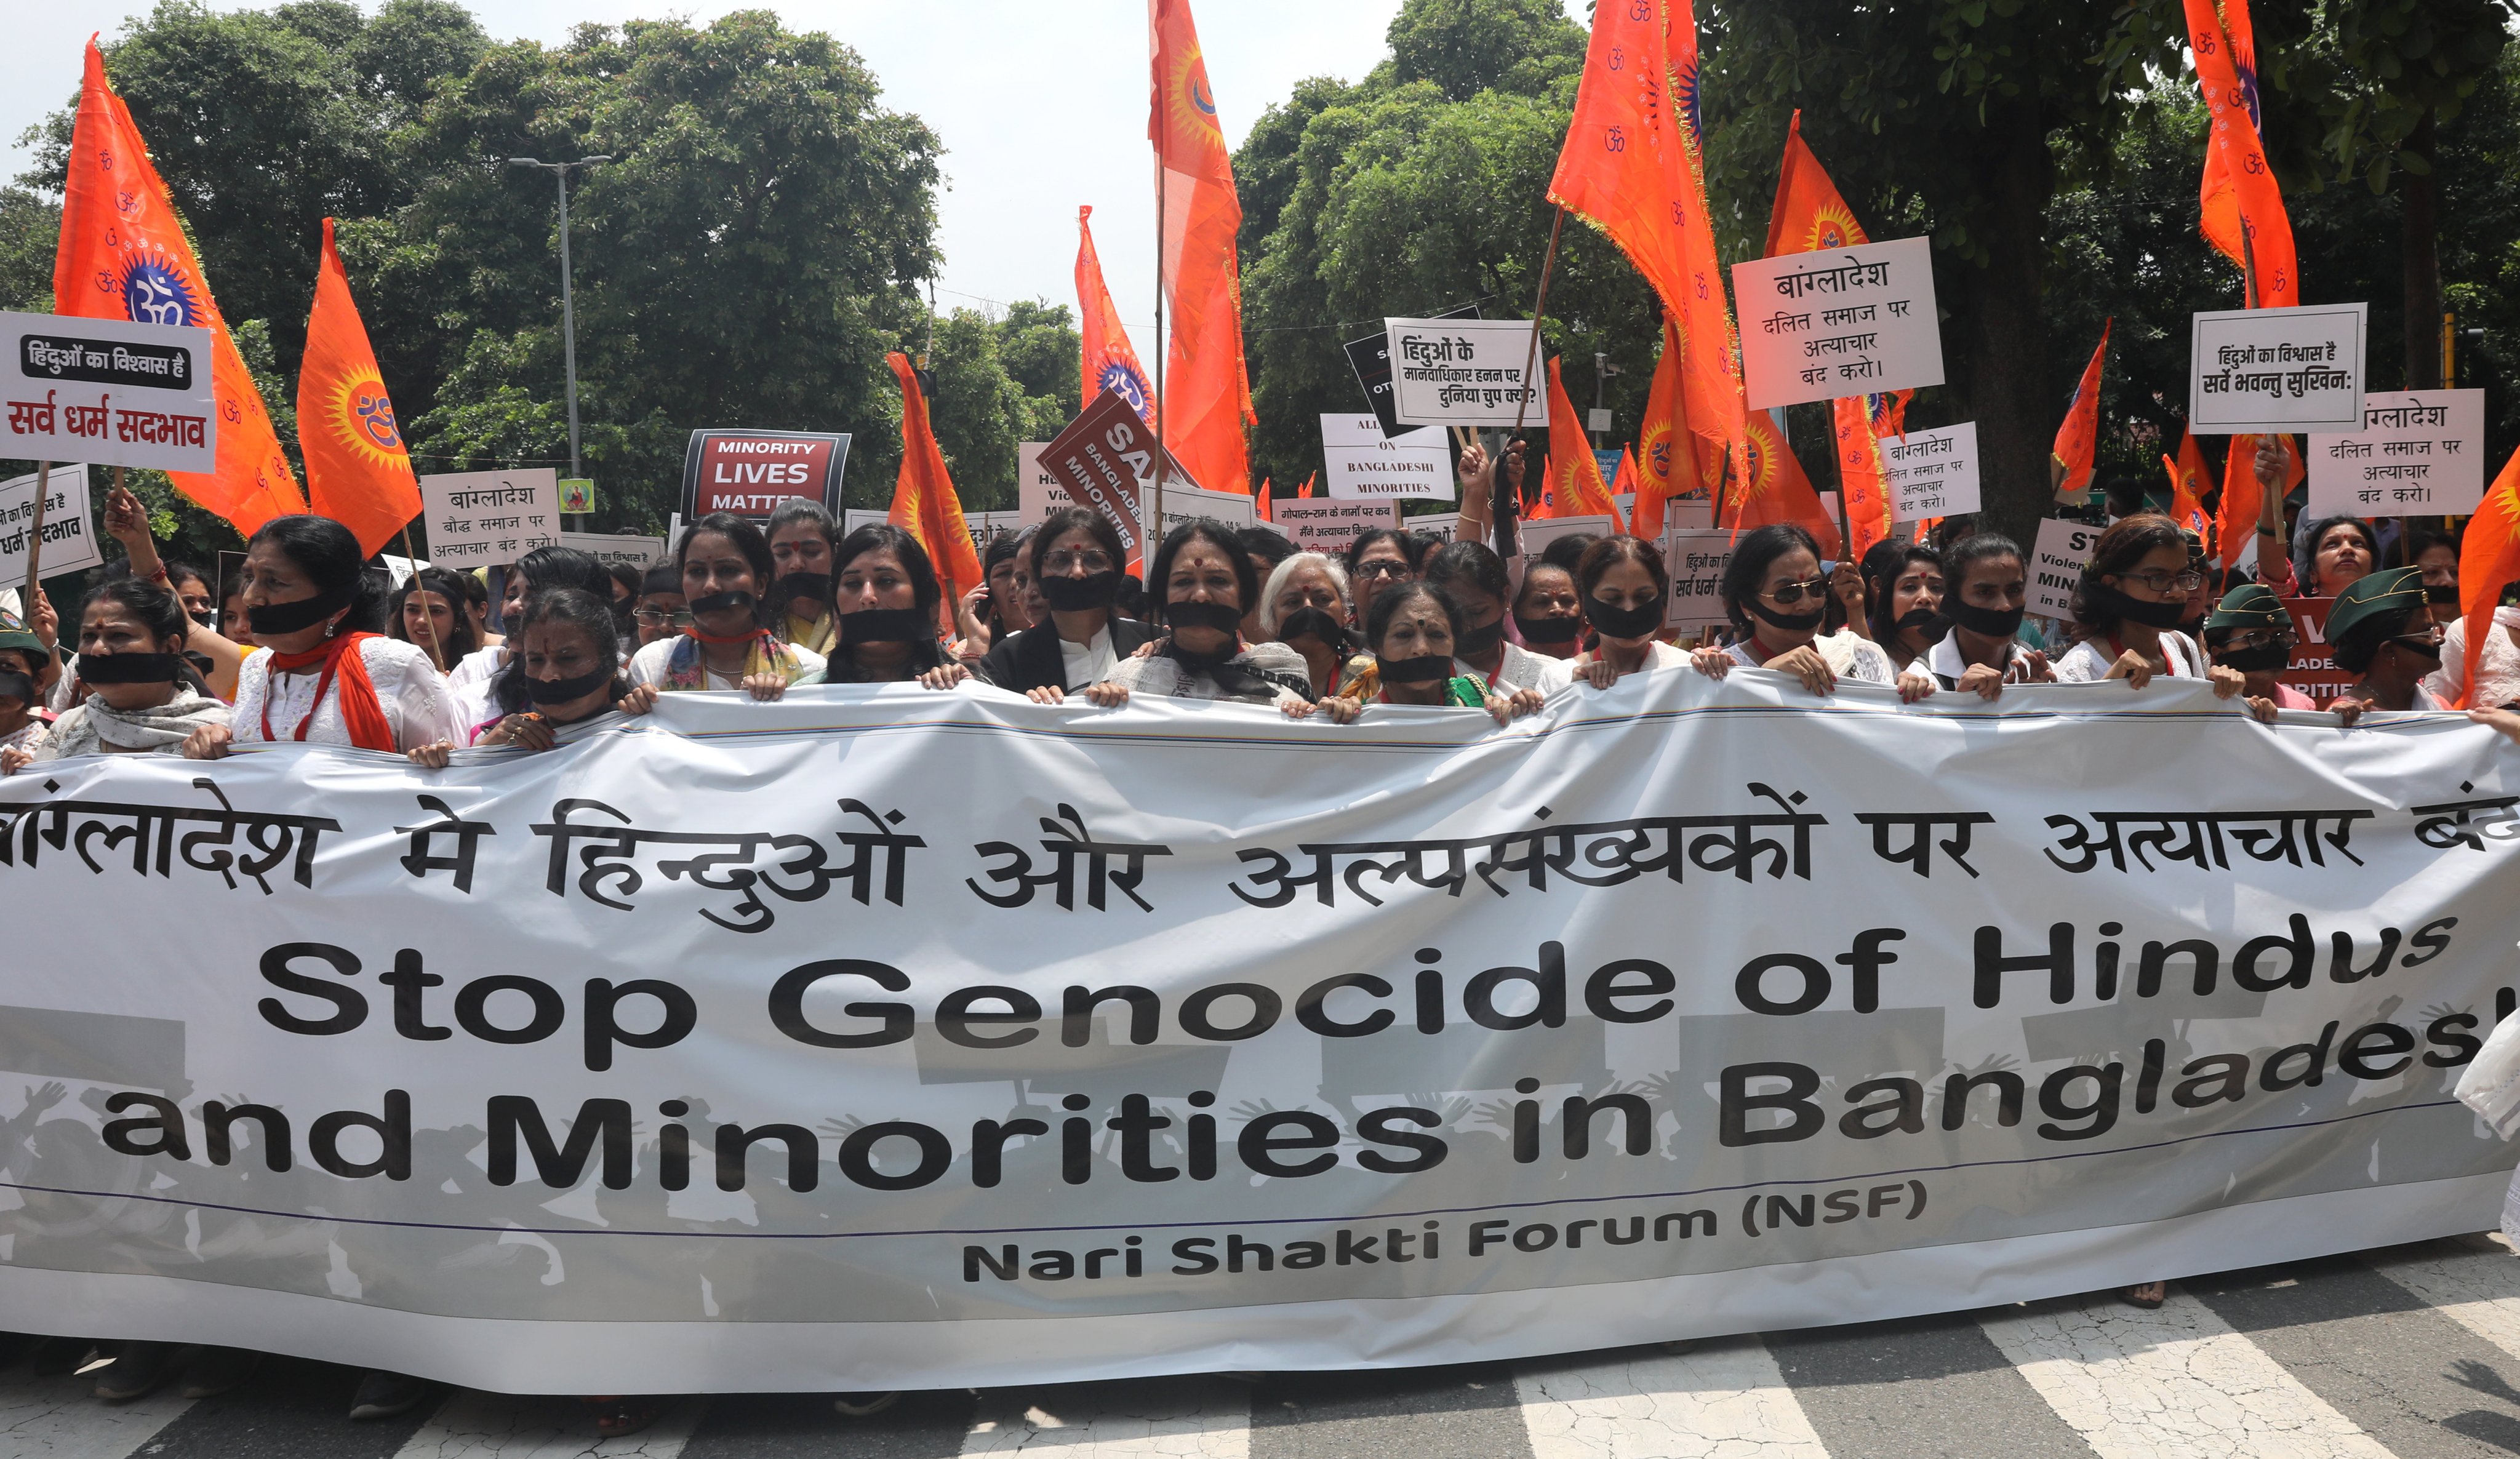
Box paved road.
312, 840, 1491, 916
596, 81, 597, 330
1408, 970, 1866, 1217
11, 1234, 2520, 1458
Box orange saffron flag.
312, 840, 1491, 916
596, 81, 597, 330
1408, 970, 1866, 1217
1764, 110, 1868, 256
1630, 316, 1703, 538
2050, 321, 2111, 503
884, 351, 985, 628
298, 218, 420, 558
1254, 476, 1272, 523
1543, 358, 1620, 523
2453, 446, 2520, 708
1550, 0, 1745, 485
1609, 447, 1640, 535
2164, 426, 2212, 538
1076, 206, 1154, 425
1729, 410, 1841, 560
54, 37, 302, 535
2186, 0, 2297, 306
2213, 431, 2305, 570
1833, 397, 1891, 564
1150, 0, 1252, 494
1297, 473, 1315, 499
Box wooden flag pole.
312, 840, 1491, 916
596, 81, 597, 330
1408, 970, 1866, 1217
397, 523, 447, 671
1503, 205, 1569, 558
1151, 158, 1169, 555
20, 462, 49, 605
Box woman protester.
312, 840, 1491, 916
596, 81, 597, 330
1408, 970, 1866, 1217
2, 582, 228, 774
2199, 583, 2361, 724
954, 529, 1035, 663
181, 516, 458, 760
1865, 542, 1945, 676
626, 514, 825, 700
1422, 540, 1573, 694
1257, 551, 1369, 699
967, 509, 1150, 699
630, 564, 689, 649
2428, 582, 2520, 711
410, 589, 640, 766
1324, 580, 1544, 726
1570, 535, 1692, 688
389, 566, 479, 673
447, 546, 613, 696
1511, 555, 1586, 660
97, 482, 249, 703
2052, 515, 2247, 705
2328, 566, 2449, 713
1345, 528, 1422, 617
0, 618, 49, 761
1084, 519, 1320, 714
1924, 534, 2055, 698
766, 498, 841, 655
814, 524, 954, 686
1686, 526, 1926, 700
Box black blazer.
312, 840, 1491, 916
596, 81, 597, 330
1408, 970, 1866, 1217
977, 616, 1154, 693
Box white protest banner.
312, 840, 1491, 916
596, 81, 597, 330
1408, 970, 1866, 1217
1321, 414, 1454, 501
1516, 514, 1615, 567
1881, 422, 1982, 522
2190, 303, 2367, 433
417, 468, 561, 569
2306, 390, 2485, 518
2029, 517, 2102, 621
1662, 526, 1733, 631
557, 532, 666, 570
1732, 238, 1944, 410
0, 311, 215, 473
1383, 317, 1548, 427
0, 675, 2510, 1394
1274, 498, 1398, 559
0, 465, 103, 583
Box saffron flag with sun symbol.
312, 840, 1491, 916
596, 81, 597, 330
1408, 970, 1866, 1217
298, 218, 420, 558
1076, 206, 1154, 428
52, 37, 303, 534
1150, 0, 1254, 496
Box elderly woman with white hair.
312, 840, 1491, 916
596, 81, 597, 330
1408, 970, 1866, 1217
1259, 550, 1373, 699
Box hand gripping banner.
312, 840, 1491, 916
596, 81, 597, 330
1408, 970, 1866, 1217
0, 673, 2512, 1393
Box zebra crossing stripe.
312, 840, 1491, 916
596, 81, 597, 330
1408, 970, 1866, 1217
959, 1375, 1252, 1457
2366, 1234, 2520, 1361
0, 1369, 191, 1459
1513, 1337, 1828, 1459
389, 1389, 708, 1459
1978, 1290, 2394, 1458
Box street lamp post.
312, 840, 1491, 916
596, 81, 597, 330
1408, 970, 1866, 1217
508, 155, 610, 524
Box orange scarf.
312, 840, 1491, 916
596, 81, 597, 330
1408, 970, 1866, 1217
259, 632, 397, 751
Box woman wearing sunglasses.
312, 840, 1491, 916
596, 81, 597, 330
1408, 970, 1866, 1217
2054, 516, 2246, 702
1686, 526, 1930, 700
1343, 529, 1422, 621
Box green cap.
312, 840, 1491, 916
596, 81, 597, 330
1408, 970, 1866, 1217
2205, 582, 2288, 634
2323, 565, 2426, 645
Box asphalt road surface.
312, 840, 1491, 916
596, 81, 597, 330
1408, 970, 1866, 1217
11, 1233, 2520, 1457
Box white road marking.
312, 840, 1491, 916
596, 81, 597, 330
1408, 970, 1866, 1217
1514, 1338, 1831, 1459
0, 1368, 192, 1459
960, 1376, 1250, 1458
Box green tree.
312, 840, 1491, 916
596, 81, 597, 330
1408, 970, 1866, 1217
0, 188, 58, 311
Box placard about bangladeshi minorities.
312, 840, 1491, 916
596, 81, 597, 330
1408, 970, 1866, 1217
418, 468, 561, 569
0, 464, 103, 583
0, 310, 215, 473
2028, 517, 2102, 622
2188, 302, 2367, 433
1382, 318, 1548, 428
1881, 422, 1981, 522
1321, 414, 1454, 501
2306, 390, 2485, 518
1730, 236, 1945, 410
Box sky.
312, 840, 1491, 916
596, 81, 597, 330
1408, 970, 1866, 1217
1, 1, 1584, 337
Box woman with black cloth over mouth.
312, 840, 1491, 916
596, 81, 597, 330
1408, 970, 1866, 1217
764, 497, 842, 656
625, 513, 825, 700
2052, 514, 2249, 703
2, 579, 228, 775
1083, 519, 1322, 714
812, 523, 955, 685
950, 506, 1151, 698
1683, 526, 1929, 700
407, 588, 641, 766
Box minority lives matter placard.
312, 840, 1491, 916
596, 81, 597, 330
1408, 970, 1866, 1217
0, 675, 2511, 1395
0, 310, 215, 473
418, 468, 561, 568
1383, 317, 1548, 427
1880, 423, 1981, 522
2190, 303, 2367, 433
2306, 390, 2485, 517
1730, 237, 1945, 410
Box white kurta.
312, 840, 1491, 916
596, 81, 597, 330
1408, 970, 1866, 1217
231, 636, 458, 752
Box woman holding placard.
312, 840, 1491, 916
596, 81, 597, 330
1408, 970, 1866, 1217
1684, 526, 1923, 699
2053, 515, 2247, 703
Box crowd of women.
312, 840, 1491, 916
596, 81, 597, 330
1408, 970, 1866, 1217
0, 442, 2516, 1430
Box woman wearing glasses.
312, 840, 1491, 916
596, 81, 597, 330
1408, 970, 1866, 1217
1345, 529, 1422, 619
630, 564, 689, 647
2054, 516, 2246, 698
961, 507, 1151, 698
1682, 526, 1928, 699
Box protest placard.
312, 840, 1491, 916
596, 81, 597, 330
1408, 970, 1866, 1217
1662, 527, 1734, 631
2276, 597, 2353, 705
2028, 517, 2102, 622
0, 310, 215, 473
681, 428, 850, 518
418, 468, 561, 568
558, 531, 665, 570
1273, 498, 1399, 558
1345, 303, 1479, 437
1028, 391, 1225, 564
1402, 512, 1459, 544
2189, 303, 2367, 433
1731, 237, 1944, 410
1320, 414, 1453, 500
1881, 422, 1982, 521
2306, 390, 2484, 517
1382, 318, 1548, 427
0, 465, 102, 584
1516, 514, 1616, 566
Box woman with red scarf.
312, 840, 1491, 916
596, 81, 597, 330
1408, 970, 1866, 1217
182, 517, 457, 759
